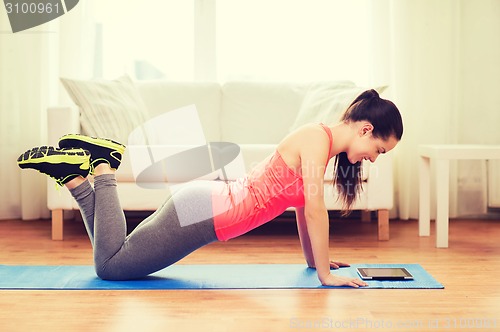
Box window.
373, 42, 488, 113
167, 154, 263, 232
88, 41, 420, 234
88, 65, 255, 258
92, 0, 194, 80
91, 0, 371, 84
216, 0, 371, 84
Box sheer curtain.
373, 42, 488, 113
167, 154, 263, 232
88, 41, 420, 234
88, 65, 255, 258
0, 2, 94, 220
370, 0, 500, 219
0, 15, 54, 220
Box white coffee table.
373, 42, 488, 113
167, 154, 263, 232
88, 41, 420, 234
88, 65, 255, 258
419, 144, 500, 248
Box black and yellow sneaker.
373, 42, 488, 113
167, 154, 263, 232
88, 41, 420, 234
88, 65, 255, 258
58, 134, 126, 173
17, 146, 90, 186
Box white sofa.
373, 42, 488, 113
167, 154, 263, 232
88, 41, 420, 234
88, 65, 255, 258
47, 80, 394, 240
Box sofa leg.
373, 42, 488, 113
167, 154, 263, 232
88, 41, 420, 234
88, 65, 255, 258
52, 209, 64, 241
377, 209, 389, 241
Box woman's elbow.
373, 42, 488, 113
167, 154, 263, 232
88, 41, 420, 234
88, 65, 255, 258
304, 202, 328, 222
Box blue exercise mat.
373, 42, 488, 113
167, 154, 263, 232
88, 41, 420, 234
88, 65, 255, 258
0, 264, 443, 290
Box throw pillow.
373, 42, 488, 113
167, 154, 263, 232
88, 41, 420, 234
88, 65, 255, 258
60, 75, 150, 143
289, 82, 387, 133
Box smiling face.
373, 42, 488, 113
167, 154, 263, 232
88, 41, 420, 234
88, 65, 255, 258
346, 122, 399, 164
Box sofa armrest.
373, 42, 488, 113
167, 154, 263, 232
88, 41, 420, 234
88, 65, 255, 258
47, 106, 80, 145
366, 153, 394, 210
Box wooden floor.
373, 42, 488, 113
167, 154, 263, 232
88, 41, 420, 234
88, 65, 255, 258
0, 216, 499, 332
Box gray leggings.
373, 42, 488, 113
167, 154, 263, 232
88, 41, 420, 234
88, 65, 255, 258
70, 174, 218, 280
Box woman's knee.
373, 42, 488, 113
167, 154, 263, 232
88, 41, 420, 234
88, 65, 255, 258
94, 261, 126, 281
94, 264, 115, 280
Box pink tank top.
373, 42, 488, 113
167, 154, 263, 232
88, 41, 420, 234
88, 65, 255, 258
212, 123, 332, 241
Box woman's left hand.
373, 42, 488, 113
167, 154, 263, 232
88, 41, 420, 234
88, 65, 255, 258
329, 260, 350, 269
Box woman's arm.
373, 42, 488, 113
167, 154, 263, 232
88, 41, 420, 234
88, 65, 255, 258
299, 129, 335, 283
298, 127, 367, 288
295, 206, 315, 268
296, 206, 351, 270
303, 198, 331, 283
302, 164, 367, 287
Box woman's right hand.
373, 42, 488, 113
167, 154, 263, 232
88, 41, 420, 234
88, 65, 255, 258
320, 273, 368, 288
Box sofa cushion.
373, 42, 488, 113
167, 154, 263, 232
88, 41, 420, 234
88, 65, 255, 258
116, 145, 220, 183
137, 81, 222, 142
220, 81, 307, 144
289, 82, 387, 132
60, 75, 150, 143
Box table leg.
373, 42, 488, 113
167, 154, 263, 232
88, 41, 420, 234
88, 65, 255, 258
435, 159, 450, 248
419, 156, 431, 236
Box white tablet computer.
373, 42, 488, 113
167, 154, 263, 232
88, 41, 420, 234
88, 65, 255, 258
356, 267, 414, 280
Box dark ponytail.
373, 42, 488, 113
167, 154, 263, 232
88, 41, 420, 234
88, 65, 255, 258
334, 152, 361, 215
334, 89, 403, 214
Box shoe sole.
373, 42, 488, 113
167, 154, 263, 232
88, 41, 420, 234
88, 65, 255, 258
17, 147, 90, 186
18, 147, 90, 170
59, 134, 126, 154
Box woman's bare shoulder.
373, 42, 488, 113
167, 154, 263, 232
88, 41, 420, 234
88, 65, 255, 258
283, 123, 329, 146
277, 124, 330, 170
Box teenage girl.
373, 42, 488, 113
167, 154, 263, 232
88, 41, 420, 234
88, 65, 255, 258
18, 89, 403, 287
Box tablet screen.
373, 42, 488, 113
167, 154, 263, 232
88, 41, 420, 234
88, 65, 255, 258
356, 268, 413, 280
